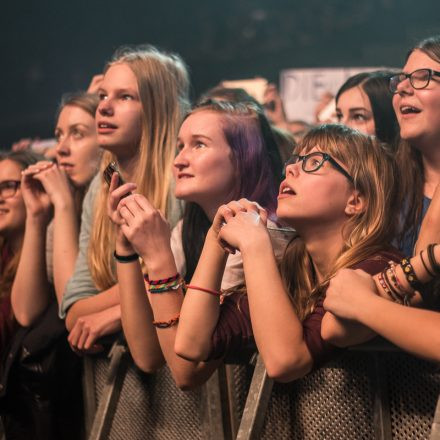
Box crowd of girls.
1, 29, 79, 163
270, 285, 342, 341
0, 34, 440, 438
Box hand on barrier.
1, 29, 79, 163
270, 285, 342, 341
68, 307, 122, 354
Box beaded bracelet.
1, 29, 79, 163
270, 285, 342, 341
427, 244, 440, 276
113, 251, 139, 263
186, 285, 222, 297
400, 257, 423, 292
378, 270, 401, 303
152, 313, 180, 329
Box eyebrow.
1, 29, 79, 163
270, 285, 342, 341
335, 106, 370, 113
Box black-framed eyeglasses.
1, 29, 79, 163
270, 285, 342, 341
0, 180, 21, 199
284, 152, 354, 183
389, 68, 440, 94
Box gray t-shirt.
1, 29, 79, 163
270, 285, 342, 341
60, 174, 184, 318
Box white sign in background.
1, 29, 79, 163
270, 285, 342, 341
280, 67, 383, 123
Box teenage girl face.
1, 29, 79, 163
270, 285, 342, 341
392, 50, 440, 149
173, 110, 236, 218
55, 105, 100, 187
0, 160, 26, 239
96, 63, 143, 160
336, 87, 376, 136
277, 147, 356, 231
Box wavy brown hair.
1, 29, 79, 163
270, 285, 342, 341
396, 35, 440, 249
88, 45, 190, 290
279, 124, 398, 320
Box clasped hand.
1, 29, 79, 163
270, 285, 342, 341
212, 198, 269, 253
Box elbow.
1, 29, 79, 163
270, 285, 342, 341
321, 322, 351, 348
133, 356, 165, 375
14, 311, 37, 328
174, 336, 210, 363
263, 350, 311, 383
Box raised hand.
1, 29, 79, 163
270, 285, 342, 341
214, 198, 268, 252
117, 193, 171, 263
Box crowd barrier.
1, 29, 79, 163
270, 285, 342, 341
82, 338, 440, 440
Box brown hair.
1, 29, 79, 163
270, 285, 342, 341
396, 35, 440, 247
279, 124, 398, 320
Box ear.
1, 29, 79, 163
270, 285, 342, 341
345, 190, 366, 216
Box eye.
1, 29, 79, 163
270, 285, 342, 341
351, 113, 369, 122
176, 142, 184, 152
194, 141, 206, 149
335, 112, 343, 122
121, 94, 134, 101
72, 129, 84, 139
98, 92, 107, 101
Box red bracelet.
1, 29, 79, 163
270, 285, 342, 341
152, 313, 180, 329
186, 285, 221, 297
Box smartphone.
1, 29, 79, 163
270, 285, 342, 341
103, 161, 125, 187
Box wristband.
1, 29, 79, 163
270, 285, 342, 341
113, 251, 139, 263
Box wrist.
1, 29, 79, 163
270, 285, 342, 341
26, 213, 50, 229
240, 231, 272, 256
143, 248, 177, 276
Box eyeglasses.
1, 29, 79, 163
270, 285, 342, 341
284, 152, 354, 183
389, 68, 440, 94
0, 180, 21, 199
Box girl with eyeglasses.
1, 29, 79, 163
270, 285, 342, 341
0, 151, 43, 355
391, 35, 440, 257
319, 36, 440, 363
107, 100, 289, 386
175, 124, 401, 382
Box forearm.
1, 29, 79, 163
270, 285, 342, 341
241, 237, 312, 382
321, 313, 377, 347
355, 295, 440, 362
11, 218, 51, 326
117, 258, 165, 373
65, 284, 120, 331
52, 203, 79, 305
175, 232, 228, 361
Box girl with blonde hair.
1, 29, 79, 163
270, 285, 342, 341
61, 45, 190, 351
176, 124, 402, 382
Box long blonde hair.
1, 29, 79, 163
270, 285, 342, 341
89, 45, 190, 290
279, 124, 398, 320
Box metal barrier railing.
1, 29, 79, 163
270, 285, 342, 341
83, 339, 440, 440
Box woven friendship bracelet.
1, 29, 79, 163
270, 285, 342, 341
152, 313, 180, 329
145, 273, 180, 285
149, 279, 186, 294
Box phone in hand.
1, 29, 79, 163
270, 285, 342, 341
103, 161, 125, 187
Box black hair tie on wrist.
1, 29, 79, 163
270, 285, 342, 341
113, 251, 139, 263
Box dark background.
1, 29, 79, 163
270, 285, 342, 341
1, 0, 439, 148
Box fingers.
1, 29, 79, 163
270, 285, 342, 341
22, 161, 54, 176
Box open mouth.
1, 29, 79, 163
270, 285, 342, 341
279, 183, 296, 196
400, 105, 421, 115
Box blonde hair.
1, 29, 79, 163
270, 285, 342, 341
279, 124, 398, 320
89, 46, 190, 290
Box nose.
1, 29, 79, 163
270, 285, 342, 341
395, 76, 413, 96
173, 146, 190, 170
97, 97, 114, 117
56, 136, 70, 158
285, 160, 301, 178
